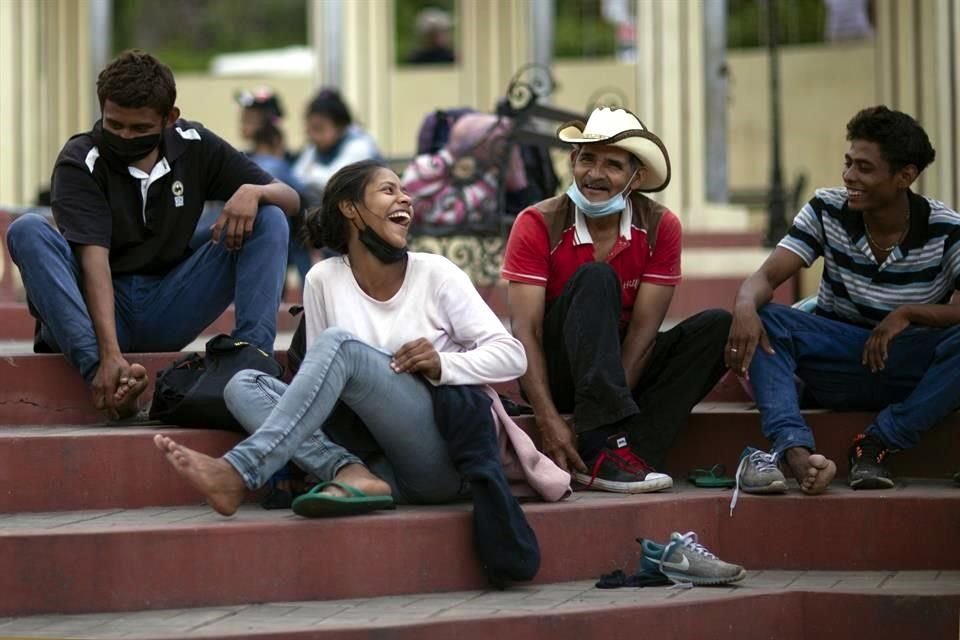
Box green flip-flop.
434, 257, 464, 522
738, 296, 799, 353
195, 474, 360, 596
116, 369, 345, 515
291, 481, 396, 518
687, 464, 736, 489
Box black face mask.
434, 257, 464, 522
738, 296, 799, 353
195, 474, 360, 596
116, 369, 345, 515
92, 120, 162, 166
352, 211, 408, 264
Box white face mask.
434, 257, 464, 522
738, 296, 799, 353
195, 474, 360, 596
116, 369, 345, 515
566, 167, 638, 218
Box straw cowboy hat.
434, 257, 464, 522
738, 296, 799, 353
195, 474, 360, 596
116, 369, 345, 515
557, 107, 671, 192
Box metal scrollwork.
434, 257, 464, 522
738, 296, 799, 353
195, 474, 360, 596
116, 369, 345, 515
506, 64, 556, 112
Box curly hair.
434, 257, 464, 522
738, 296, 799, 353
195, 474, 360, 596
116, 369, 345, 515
303, 160, 387, 253
846, 105, 936, 173
96, 49, 177, 116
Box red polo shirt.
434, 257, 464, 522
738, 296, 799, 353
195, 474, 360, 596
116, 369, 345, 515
502, 200, 682, 328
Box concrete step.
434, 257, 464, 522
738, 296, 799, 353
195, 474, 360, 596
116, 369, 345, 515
3, 405, 959, 513
1, 483, 958, 616
0, 572, 956, 639
0, 353, 753, 426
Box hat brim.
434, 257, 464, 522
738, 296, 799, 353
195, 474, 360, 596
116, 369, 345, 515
558, 123, 671, 193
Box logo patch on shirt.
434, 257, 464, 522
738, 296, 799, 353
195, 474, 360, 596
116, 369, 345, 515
172, 180, 185, 207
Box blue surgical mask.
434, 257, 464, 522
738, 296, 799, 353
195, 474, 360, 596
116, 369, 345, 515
565, 169, 638, 218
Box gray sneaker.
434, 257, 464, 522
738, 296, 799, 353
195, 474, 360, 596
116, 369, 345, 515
736, 447, 787, 494
640, 531, 746, 585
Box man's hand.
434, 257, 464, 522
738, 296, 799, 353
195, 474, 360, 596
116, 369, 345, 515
538, 414, 586, 473
213, 184, 262, 250
725, 304, 774, 378
862, 307, 910, 372
391, 338, 442, 381
91, 353, 132, 420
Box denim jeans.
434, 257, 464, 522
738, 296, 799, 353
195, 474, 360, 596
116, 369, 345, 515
749, 303, 960, 453
192, 204, 312, 285
541, 262, 732, 469
222, 327, 463, 504
6, 208, 288, 383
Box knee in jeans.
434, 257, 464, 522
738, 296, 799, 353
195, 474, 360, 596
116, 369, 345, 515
254, 205, 290, 244
693, 308, 733, 335
224, 368, 265, 413
7, 213, 52, 259
304, 327, 359, 360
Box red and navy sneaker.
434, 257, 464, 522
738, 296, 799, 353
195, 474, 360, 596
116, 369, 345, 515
573, 433, 673, 493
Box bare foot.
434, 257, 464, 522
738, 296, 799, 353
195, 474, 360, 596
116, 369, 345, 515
113, 363, 149, 419
784, 447, 837, 495
324, 463, 392, 498
153, 434, 247, 515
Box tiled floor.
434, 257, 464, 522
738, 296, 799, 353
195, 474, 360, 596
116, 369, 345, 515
0, 572, 957, 638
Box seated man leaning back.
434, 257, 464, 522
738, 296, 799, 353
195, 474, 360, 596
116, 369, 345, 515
6, 49, 300, 419
727, 105, 960, 494
502, 106, 731, 493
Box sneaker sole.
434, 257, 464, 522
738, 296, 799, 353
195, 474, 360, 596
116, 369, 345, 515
741, 480, 788, 494
571, 472, 673, 494
661, 567, 747, 586
849, 476, 895, 490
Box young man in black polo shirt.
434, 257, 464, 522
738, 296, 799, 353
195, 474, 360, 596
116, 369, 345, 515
727, 106, 960, 495
7, 50, 300, 419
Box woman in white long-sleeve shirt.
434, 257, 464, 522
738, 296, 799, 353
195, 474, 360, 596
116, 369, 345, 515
292, 89, 382, 205
153, 160, 527, 517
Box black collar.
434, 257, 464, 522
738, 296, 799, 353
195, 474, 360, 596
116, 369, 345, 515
839, 189, 930, 253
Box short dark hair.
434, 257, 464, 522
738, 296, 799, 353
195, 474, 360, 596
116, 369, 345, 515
304, 160, 387, 252
96, 49, 177, 116
306, 88, 352, 128
252, 122, 283, 148
846, 105, 936, 173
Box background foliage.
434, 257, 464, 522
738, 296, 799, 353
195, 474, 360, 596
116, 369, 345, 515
112, 0, 828, 71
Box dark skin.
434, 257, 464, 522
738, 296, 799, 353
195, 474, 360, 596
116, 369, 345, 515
509, 144, 674, 472
153, 169, 432, 512
86, 101, 300, 419
726, 137, 956, 493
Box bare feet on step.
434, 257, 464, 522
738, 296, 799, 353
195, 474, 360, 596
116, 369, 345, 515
153, 434, 247, 515
325, 463, 392, 498
113, 363, 149, 419
784, 447, 837, 495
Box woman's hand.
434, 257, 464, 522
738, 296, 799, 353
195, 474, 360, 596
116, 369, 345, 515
391, 338, 442, 381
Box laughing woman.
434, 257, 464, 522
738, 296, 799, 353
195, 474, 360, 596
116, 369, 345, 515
154, 160, 535, 517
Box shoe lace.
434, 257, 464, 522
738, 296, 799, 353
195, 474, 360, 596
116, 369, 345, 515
729, 449, 778, 517
852, 434, 887, 464
660, 531, 717, 586
611, 447, 654, 475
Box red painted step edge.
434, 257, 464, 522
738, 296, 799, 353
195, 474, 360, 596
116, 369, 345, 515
1, 490, 958, 615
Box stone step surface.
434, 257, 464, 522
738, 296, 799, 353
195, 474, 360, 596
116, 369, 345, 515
2, 483, 958, 616
3, 406, 959, 513
0, 572, 956, 639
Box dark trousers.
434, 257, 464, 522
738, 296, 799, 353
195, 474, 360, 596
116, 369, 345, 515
542, 263, 731, 469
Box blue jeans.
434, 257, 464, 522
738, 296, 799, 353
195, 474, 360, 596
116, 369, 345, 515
749, 303, 960, 453
193, 205, 312, 287
7, 208, 288, 383
222, 327, 463, 504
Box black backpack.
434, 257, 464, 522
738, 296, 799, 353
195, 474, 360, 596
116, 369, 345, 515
149, 334, 284, 431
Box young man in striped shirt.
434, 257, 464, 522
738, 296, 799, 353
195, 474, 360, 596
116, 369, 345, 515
502, 107, 731, 494
727, 105, 959, 494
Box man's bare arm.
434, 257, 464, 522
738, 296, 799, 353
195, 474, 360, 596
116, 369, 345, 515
621, 283, 675, 389
508, 282, 586, 472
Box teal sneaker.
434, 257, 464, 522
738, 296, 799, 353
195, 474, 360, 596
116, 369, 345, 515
640, 531, 746, 585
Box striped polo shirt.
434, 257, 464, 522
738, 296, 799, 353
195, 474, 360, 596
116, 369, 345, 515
779, 187, 960, 327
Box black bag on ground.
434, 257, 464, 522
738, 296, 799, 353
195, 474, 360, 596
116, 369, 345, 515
149, 334, 283, 431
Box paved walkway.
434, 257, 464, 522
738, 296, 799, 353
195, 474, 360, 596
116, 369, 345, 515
0, 572, 956, 638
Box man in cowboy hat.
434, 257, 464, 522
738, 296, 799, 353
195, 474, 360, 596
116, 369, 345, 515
502, 106, 731, 493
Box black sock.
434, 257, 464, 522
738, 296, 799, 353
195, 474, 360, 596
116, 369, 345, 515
578, 426, 619, 462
